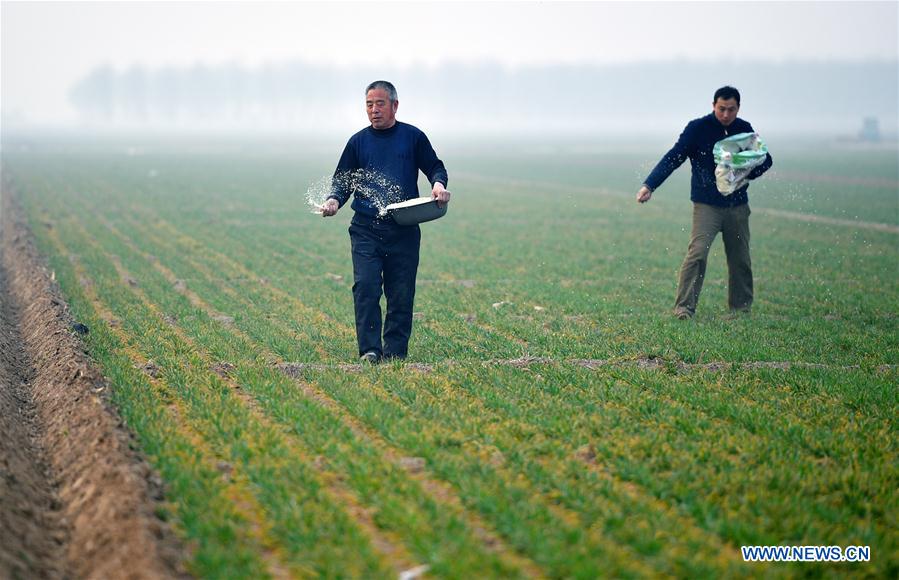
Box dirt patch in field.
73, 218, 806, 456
0, 278, 66, 578
1, 185, 187, 578
210, 361, 237, 378
277, 357, 893, 375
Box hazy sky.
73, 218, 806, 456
2, 1, 898, 125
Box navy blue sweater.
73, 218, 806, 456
329, 121, 448, 217
644, 113, 773, 207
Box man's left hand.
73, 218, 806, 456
432, 182, 451, 207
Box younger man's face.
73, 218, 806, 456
713, 97, 740, 126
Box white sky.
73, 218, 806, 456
2, 1, 898, 125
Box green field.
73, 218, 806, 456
2, 135, 897, 578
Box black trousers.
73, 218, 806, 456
349, 215, 421, 358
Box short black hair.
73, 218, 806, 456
366, 80, 397, 102
713, 86, 741, 105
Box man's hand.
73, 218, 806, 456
432, 182, 451, 207
636, 185, 653, 203
320, 198, 340, 217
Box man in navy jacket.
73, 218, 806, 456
636, 86, 772, 319
322, 81, 450, 362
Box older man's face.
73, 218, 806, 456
366, 88, 398, 130
713, 97, 740, 127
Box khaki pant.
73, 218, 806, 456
674, 202, 753, 316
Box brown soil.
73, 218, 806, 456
276, 357, 894, 375
1, 185, 188, 578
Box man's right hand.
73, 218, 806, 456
636, 185, 653, 203
321, 198, 340, 217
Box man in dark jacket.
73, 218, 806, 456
636, 86, 772, 319
321, 80, 450, 362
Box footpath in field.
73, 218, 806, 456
0, 186, 186, 579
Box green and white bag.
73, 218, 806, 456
713, 132, 768, 195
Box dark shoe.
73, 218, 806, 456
360, 351, 381, 364
724, 308, 751, 320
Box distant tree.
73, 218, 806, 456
69, 64, 116, 121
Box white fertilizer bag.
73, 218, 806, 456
713, 132, 769, 195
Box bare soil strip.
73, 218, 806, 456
0, 186, 187, 579
277, 356, 896, 374
0, 258, 66, 578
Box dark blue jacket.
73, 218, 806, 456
329, 121, 448, 217
644, 113, 773, 207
